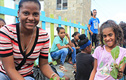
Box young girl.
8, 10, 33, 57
71, 32, 81, 54
0, 18, 6, 28
50, 27, 76, 72
0, 0, 59, 80
68, 32, 80, 64
76, 34, 94, 80
89, 20, 126, 80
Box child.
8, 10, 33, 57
119, 21, 126, 48
0, 0, 59, 80
50, 27, 76, 72
71, 32, 81, 54
89, 20, 126, 80
76, 34, 94, 80
0, 18, 6, 28
68, 32, 80, 64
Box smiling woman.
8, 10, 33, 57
0, 0, 60, 80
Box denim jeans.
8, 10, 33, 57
51, 47, 76, 65
0, 72, 35, 80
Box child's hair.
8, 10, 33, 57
119, 21, 126, 39
72, 32, 80, 37
0, 18, 6, 24
99, 20, 123, 47
56, 27, 65, 33
78, 34, 91, 50
19, 0, 41, 10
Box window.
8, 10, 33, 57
57, 0, 67, 10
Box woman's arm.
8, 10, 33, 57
1, 56, 25, 80
89, 59, 97, 80
39, 58, 60, 79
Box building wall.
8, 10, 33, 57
44, 0, 91, 25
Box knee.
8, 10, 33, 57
72, 47, 76, 51
61, 48, 68, 56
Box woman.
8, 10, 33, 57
0, 0, 59, 80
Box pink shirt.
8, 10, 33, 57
92, 45, 126, 80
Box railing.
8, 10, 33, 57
0, 5, 88, 46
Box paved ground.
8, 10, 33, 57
54, 62, 75, 80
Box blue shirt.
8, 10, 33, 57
88, 17, 100, 34
50, 36, 68, 52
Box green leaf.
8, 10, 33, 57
119, 57, 126, 68
50, 77, 57, 80
52, 61, 57, 65
110, 67, 118, 79
60, 77, 65, 80
54, 77, 57, 80
111, 46, 120, 60
50, 78, 54, 80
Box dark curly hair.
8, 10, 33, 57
119, 21, 126, 39
99, 20, 123, 47
72, 32, 80, 37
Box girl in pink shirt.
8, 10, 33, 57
89, 20, 126, 80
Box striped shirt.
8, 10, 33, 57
0, 23, 49, 77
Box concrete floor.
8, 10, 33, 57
54, 62, 75, 80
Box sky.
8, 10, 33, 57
91, 0, 126, 26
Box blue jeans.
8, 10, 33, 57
0, 72, 35, 80
51, 47, 76, 65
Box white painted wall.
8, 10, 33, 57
4, 0, 15, 25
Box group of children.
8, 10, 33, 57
50, 20, 126, 80
0, 0, 126, 80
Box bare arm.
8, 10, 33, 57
39, 58, 60, 79
1, 56, 25, 80
71, 42, 80, 49
88, 24, 93, 35
57, 44, 73, 52
89, 59, 97, 80
65, 33, 72, 46
56, 44, 68, 50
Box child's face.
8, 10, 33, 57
74, 33, 80, 40
0, 21, 5, 28
102, 27, 116, 48
18, 2, 40, 30
87, 44, 92, 54
58, 29, 65, 39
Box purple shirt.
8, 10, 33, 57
92, 45, 126, 80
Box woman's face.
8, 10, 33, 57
58, 29, 65, 39
102, 27, 116, 48
18, 1, 40, 30
0, 21, 5, 28
74, 33, 80, 40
